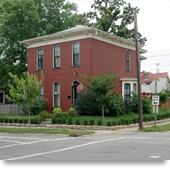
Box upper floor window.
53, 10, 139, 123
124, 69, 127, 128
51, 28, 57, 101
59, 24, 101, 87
53, 82, 60, 107
54, 46, 60, 68
126, 51, 131, 72
37, 49, 43, 70
73, 42, 80, 66
39, 86, 44, 99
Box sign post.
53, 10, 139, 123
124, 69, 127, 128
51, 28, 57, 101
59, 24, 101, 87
152, 81, 160, 127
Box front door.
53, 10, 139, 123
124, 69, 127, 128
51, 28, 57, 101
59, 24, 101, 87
72, 81, 80, 106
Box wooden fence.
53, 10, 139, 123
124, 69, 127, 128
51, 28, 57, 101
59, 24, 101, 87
0, 104, 24, 114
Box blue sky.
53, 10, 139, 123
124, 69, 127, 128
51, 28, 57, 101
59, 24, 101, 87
68, 0, 170, 76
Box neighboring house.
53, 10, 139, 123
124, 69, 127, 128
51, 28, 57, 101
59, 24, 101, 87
141, 71, 170, 93
20, 25, 146, 112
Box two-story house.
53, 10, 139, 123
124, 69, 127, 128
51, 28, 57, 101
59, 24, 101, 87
20, 25, 146, 112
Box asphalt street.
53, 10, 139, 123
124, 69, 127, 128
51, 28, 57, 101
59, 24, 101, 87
0, 130, 170, 161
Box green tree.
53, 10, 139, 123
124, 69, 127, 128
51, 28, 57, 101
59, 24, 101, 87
81, 71, 118, 120
6, 71, 44, 124
85, 0, 147, 45
0, 0, 79, 91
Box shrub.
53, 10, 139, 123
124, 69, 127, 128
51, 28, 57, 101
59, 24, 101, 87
52, 118, 57, 124
54, 112, 69, 120
120, 119, 125, 125
75, 119, 81, 125
8, 119, 13, 123
24, 119, 28, 124
132, 118, 137, 124
56, 118, 62, 124
61, 119, 66, 124
68, 107, 78, 118
4, 118, 8, 123
0, 118, 3, 123
112, 121, 117, 126
97, 120, 102, 126
53, 107, 62, 114
74, 91, 100, 116
89, 120, 95, 125
83, 120, 88, 125
22, 98, 47, 115
18, 119, 23, 124
107, 95, 125, 116
39, 110, 49, 121
14, 118, 18, 123
125, 119, 129, 125
32, 118, 40, 124
106, 121, 111, 126
67, 119, 73, 125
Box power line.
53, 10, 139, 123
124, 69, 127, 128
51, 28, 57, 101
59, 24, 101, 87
146, 53, 170, 58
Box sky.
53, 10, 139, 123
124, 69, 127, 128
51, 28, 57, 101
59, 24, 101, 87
68, 0, 170, 76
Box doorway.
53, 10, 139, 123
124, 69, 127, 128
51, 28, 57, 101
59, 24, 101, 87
72, 81, 80, 106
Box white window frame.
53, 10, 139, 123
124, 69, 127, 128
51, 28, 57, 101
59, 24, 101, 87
37, 48, 44, 71
72, 42, 80, 66
53, 45, 60, 68
53, 82, 60, 108
126, 50, 131, 72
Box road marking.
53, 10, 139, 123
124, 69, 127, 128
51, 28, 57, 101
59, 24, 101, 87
127, 137, 170, 140
149, 156, 161, 159
0, 139, 25, 144
5, 137, 125, 160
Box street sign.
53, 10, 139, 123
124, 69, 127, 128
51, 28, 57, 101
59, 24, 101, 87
152, 95, 160, 106
149, 81, 163, 93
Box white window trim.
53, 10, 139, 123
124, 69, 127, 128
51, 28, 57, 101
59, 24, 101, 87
72, 42, 80, 67
53, 45, 61, 69
53, 82, 60, 108
37, 48, 44, 71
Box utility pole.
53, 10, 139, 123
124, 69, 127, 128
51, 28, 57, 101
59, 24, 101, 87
134, 9, 143, 130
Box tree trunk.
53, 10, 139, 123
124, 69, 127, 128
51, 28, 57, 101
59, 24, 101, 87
102, 105, 105, 120
27, 105, 31, 125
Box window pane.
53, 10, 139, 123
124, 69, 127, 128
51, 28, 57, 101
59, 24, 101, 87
54, 83, 60, 107
124, 83, 131, 100
126, 51, 130, 71
54, 46, 60, 68
38, 49, 43, 70
73, 43, 80, 66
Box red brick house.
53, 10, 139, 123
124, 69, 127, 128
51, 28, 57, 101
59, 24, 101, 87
20, 25, 146, 113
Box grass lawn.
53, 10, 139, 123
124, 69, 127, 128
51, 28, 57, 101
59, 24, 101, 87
0, 127, 94, 136
0, 114, 39, 119
143, 124, 170, 132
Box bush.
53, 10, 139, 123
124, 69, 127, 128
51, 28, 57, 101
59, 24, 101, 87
97, 120, 102, 126
61, 119, 66, 124
67, 119, 73, 125
56, 118, 62, 124
18, 119, 23, 124
52, 118, 57, 124
83, 120, 88, 125
0, 118, 3, 123
67, 107, 77, 118
74, 91, 100, 116
4, 118, 8, 123
132, 118, 137, 124
112, 121, 117, 126
120, 119, 125, 125
107, 95, 125, 116
22, 98, 47, 115
125, 119, 130, 125
53, 107, 62, 114
54, 112, 69, 120
32, 118, 40, 124
14, 118, 18, 123
89, 120, 95, 125
39, 110, 49, 121
106, 121, 112, 126
24, 119, 28, 124
8, 119, 13, 123
75, 119, 80, 125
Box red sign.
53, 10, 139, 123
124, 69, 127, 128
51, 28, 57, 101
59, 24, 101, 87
77, 83, 84, 93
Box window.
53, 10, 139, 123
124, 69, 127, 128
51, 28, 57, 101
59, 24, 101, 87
73, 42, 80, 66
39, 86, 44, 99
0, 91, 5, 104
124, 83, 131, 100
37, 49, 43, 70
53, 82, 60, 107
133, 83, 137, 94
144, 73, 148, 80
54, 46, 60, 68
126, 51, 131, 72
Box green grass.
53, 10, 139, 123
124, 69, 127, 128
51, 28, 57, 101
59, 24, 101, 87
0, 127, 94, 136
0, 114, 39, 119
143, 124, 170, 132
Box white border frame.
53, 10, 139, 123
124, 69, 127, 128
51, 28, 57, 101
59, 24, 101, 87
53, 82, 60, 108
72, 42, 80, 67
